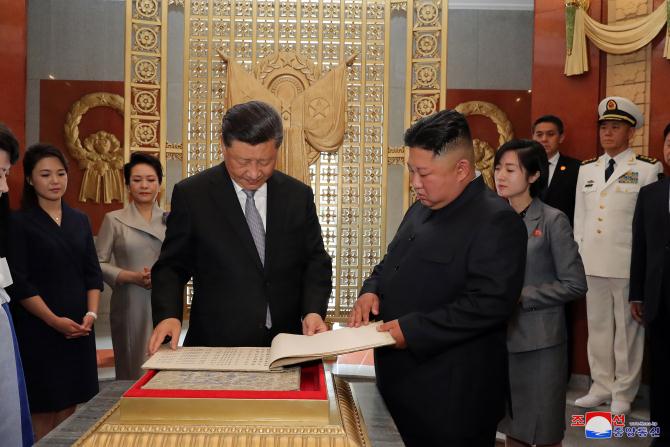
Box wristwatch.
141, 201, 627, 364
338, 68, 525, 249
85, 311, 98, 320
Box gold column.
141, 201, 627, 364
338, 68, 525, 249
402, 0, 448, 210
124, 0, 169, 207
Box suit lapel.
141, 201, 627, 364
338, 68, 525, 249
114, 202, 165, 242
209, 163, 264, 272
523, 198, 542, 237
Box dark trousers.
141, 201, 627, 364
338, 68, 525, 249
649, 254, 670, 444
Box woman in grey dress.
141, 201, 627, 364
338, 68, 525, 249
96, 153, 165, 380
494, 140, 587, 447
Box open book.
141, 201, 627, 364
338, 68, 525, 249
142, 321, 395, 372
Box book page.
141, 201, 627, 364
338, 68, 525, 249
269, 321, 395, 368
142, 368, 301, 391
142, 346, 273, 372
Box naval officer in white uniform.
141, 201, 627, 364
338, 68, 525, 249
574, 96, 663, 415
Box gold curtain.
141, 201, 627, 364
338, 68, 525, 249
565, 1, 670, 76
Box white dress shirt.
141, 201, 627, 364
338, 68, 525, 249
231, 180, 267, 230
547, 152, 560, 186
602, 149, 632, 178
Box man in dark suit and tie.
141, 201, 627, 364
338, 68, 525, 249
149, 101, 332, 352
533, 115, 581, 225
349, 110, 527, 446
629, 123, 670, 446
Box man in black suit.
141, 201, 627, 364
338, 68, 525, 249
533, 115, 581, 225
349, 110, 527, 446
629, 123, 670, 446
149, 101, 332, 352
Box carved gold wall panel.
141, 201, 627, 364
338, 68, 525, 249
124, 0, 168, 207
125, 0, 391, 320
402, 0, 448, 209
123, 0, 453, 320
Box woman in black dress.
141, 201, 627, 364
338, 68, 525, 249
7, 144, 103, 440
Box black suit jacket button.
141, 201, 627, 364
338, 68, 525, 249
409, 234, 415, 241
394, 265, 400, 271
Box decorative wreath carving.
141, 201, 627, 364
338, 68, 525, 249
454, 101, 514, 189
64, 92, 125, 204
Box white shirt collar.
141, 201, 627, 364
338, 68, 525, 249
603, 148, 633, 166
548, 152, 560, 165
231, 179, 267, 199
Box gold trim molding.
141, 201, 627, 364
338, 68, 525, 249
74, 375, 369, 447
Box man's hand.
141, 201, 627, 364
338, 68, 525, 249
347, 292, 380, 327
148, 318, 181, 355
302, 313, 328, 335
631, 302, 644, 325
377, 319, 407, 349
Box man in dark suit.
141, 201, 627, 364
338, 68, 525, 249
533, 115, 581, 225
349, 110, 527, 446
629, 123, 670, 446
149, 101, 332, 352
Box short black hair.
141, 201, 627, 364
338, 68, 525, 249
221, 101, 283, 148
21, 144, 69, 210
664, 123, 670, 140
0, 123, 20, 164
123, 152, 163, 185
532, 115, 564, 135
403, 109, 473, 157
494, 139, 549, 198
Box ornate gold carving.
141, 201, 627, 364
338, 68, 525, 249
391, 1, 408, 11
74, 375, 369, 447
387, 146, 407, 166
220, 50, 354, 186
417, 2, 440, 26
133, 121, 159, 147
415, 32, 439, 58
413, 94, 439, 118
566, 0, 590, 9
135, 59, 158, 82
64, 92, 125, 204
125, 0, 166, 208
135, 27, 158, 51
405, 0, 447, 192
414, 64, 439, 89
136, 0, 158, 18
181, 0, 390, 322
454, 101, 514, 190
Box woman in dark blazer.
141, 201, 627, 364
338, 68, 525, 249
7, 145, 103, 441
494, 140, 587, 447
